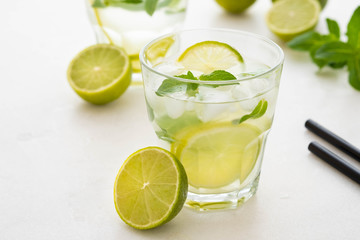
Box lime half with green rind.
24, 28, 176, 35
266, 0, 321, 41
114, 147, 188, 230
67, 44, 131, 105
215, 0, 257, 14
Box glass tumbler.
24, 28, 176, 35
140, 29, 284, 211
85, 0, 188, 85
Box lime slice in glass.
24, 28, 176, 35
145, 36, 175, 65
266, 0, 321, 41
172, 123, 262, 188
67, 44, 131, 105
114, 147, 188, 230
177, 41, 244, 74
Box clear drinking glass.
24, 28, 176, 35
140, 29, 284, 211
85, 0, 188, 85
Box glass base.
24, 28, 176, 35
185, 174, 260, 211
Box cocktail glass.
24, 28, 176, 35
140, 29, 284, 211
85, 0, 188, 85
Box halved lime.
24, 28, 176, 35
215, 0, 256, 14
114, 147, 188, 230
266, 0, 321, 41
172, 123, 262, 188
177, 41, 244, 74
272, 0, 327, 9
67, 44, 131, 105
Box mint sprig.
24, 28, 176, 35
155, 71, 198, 97
232, 99, 268, 125
288, 7, 360, 91
156, 70, 238, 97
93, 0, 161, 16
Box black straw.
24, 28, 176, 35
308, 141, 360, 185
305, 119, 360, 163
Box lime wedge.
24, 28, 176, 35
266, 0, 321, 41
67, 44, 131, 105
177, 41, 244, 74
114, 147, 188, 230
172, 123, 262, 188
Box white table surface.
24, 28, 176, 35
1, 0, 360, 239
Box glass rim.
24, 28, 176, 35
139, 28, 284, 85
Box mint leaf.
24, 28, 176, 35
347, 6, 360, 48
326, 18, 340, 39
328, 61, 348, 69
232, 99, 268, 125
288, 31, 323, 51
348, 56, 360, 90
145, 0, 158, 16
155, 130, 175, 143
155, 79, 187, 96
198, 70, 237, 88
315, 41, 355, 63
199, 70, 236, 81
156, 71, 199, 97
176, 71, 198, 96
176, 71, 197, 80
92, 0, 106, 7
104, 0, 143, 5
310, 46, 327, 68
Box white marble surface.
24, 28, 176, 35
1, 0, 360, 239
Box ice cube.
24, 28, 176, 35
196, 103, 232, 122
196, 86, 233, 103
164, 97, 185, 119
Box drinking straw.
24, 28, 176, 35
308, 141, 360, 185
305, 119, 360, 162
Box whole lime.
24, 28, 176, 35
215, 0, 257, 14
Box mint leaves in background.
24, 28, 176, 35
288, 7, 360, 91
155, 70, 237, 97
92, 0, 161, 16
232, 99, 268, 125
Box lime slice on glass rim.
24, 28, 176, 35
67, 44, 131, 105
172, 123, 262, 188
177, 40, 244, 74
266, 0, 321, 41
114, 147, 188, 230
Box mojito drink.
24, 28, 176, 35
140, 30, 284, 210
